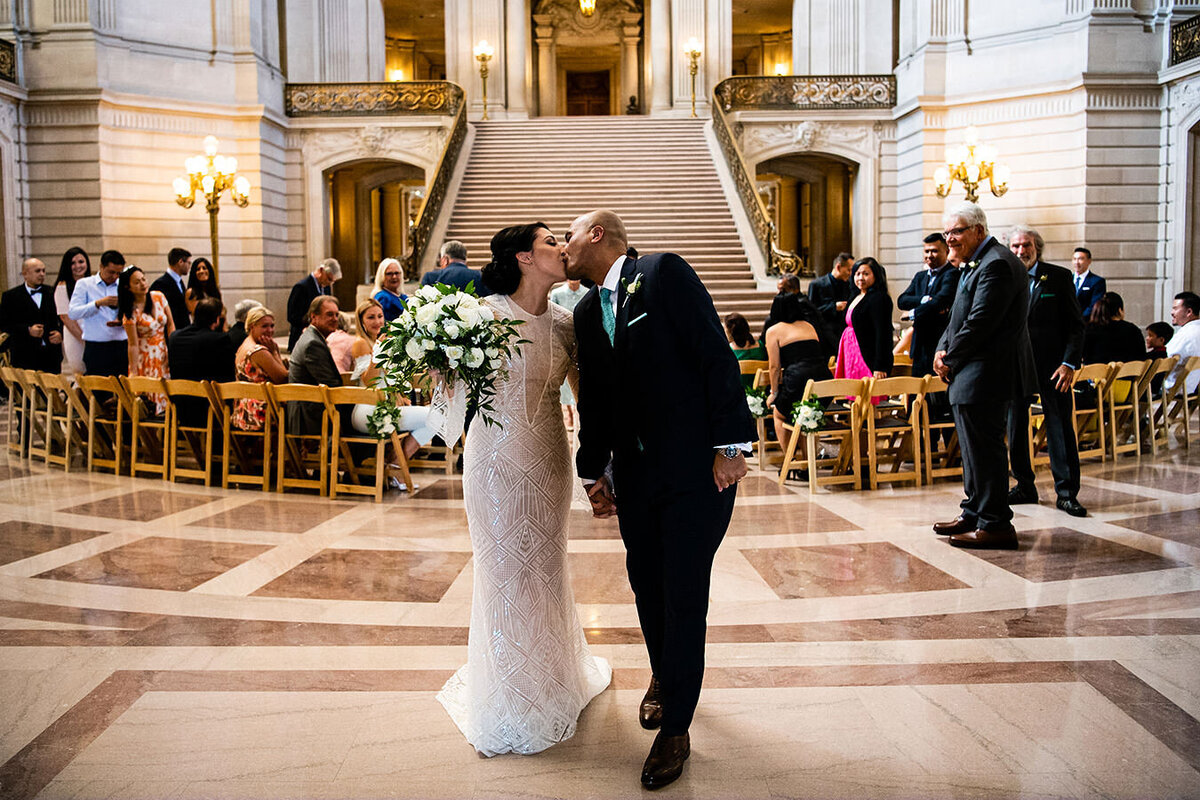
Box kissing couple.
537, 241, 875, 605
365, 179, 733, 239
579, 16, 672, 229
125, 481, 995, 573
436, 210, 755, 789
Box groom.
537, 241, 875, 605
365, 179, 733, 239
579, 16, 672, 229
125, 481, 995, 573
564, 210, 755, 789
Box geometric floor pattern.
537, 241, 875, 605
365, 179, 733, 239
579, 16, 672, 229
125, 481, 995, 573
2, 428, 1200, 798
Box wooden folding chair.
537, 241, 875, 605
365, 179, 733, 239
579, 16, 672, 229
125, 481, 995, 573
892, 352, 914, 378
0, 365, 28, 457
863, 376, 925, 490
36, 372, 89, 470
213, 381, 273, 491
1106, 360, 1151, 461
324, 386, 414, 502
15, 369, 49, 461
1071, 363, 1110, 463
777, 378, 866, 493
163, 379, 219, 485
1162, 356, 1200, 449
921, 376, 962, 483
119, 375, 170, 479
266, 383, 329, 495
76, 374, 124, 474
1143, 356, 1177, 456
750, 367, 783, 469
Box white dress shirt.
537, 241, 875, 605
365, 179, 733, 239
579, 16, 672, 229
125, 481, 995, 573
68, 273, 126, 342
25, 283, 42, 309
1165, 318, 1200, 394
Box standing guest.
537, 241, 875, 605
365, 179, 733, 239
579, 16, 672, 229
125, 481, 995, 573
69, 250, 128, 377
758, 273, 803, 343
421, 240, 490, 295
1082, 292, 1145, 365
835, 257, 894, 389
808, 252, 854, 341
897, 233, 960, 378
167, 297, 235, 426
1, 258, 63, 372
372, 257, 408, 321
232, 306, 288, 431
550, 278, 589, 430
287, 296, 343, 435
150, 247, 192, 329
348, 297, 431, 463
183, 257, 221, 318
227, 299, 262, 352
119, 265, 175, 415
1165, 291, 1200, 395
932, 202, 1038, 551
286, 258, 340, 351
1070, 247, 1106, 320
1005, 224, 1087, 518
52, 247, 91, 375
325, 312, 357, 373
765, 293, 832, 455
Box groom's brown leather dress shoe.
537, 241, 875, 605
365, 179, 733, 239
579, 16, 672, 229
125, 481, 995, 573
641, 730, 689, 789
639, 676, 663, 730
932, 516, 975, 536
949, 524, 1019, 550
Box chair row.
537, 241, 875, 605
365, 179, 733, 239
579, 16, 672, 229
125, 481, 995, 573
0, 368, 462, 502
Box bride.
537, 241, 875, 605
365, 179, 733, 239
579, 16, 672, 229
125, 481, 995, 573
437, 222, 612, 756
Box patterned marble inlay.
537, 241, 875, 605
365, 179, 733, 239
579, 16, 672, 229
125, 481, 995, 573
252, 549, 471, 602
1111, 508, 1200, 548
963, 528, 1188, 582
33, 537, 271, 591
187, 498, 356, 533
1099, 464, 1200, 495
60, 489, 215, 521
727, 502, 860, 537
741, 542, 969, 599
0, 520, 108, 566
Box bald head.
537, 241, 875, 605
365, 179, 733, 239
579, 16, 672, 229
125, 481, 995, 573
21, 258, 46, 289
563, 209, 629, 283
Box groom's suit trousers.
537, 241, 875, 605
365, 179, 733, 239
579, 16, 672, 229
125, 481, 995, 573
613, 452, 738, 736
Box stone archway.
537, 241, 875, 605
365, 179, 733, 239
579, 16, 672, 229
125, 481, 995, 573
757, 152, 856, 278
533, 0, 642, 116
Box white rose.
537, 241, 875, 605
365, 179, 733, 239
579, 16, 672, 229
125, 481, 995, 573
476, 306, 494, 322
419, 285, 441, 302
444, 345, 464, 362
422, 338, 436, 351
464, 348, 485, 368
443, 321, 461, 339
485, 347, 499, 358
405, 338, 424, 360
489, 358, 502, 369
455, 305, 478, 326
415, 303, 440, 327
381, 420, 395, 434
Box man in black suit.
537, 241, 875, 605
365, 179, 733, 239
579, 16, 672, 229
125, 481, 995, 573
287, 295, 343, 435
565, 210, 755, 790
420, 240, 490, 295
933, 202, 1038, 550
0, 258, 63, 372
808, 252, 854, 341
759, 273, 802, 342
1070, 246, 1106, 320
897, 233, 960, 378
168, 298, 236, 426
150, 247, 192, 331
1006, 225, 1087, 518
286, 258, 340, 351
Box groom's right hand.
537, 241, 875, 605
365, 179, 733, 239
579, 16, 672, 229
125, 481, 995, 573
585, 477, 617, 519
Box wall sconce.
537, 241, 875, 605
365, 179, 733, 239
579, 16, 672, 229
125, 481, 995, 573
934, 126, 1010, 203
473, 40, 494, 120
684, 37, 702, 118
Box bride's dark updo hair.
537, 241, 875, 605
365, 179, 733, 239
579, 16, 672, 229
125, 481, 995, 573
482, 221, 549, 296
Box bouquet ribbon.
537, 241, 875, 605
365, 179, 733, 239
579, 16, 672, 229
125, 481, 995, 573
427, 379, 468, 446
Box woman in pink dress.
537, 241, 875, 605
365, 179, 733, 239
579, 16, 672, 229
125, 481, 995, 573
118, 265, 175, 415
835, 257, 894, 403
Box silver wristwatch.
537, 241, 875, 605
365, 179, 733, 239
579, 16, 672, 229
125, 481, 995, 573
720, 445, 742, 460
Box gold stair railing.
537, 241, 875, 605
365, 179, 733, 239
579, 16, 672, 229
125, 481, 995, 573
284, 81, 467, 281
711, 74, 897, 278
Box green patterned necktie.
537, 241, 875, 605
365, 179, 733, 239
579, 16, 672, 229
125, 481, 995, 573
600, 287, 616, 345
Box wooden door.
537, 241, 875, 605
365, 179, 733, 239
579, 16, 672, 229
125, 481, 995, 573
565, 71, 611, 116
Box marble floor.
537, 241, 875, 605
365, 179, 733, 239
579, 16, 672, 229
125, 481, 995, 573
2, 426, 1200, 799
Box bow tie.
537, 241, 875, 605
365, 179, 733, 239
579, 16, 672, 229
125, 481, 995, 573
27, 286, 41, 294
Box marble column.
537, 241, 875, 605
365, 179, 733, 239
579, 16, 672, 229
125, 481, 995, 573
648, 0, 671, 113
534, 14, 555, 116
380, 185, 403, 260
620, 13, 642, 113
506, 0, 529, 117
793, 0, 810, 74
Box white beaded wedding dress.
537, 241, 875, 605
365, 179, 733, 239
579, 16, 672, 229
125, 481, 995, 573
437, 293, 612, 756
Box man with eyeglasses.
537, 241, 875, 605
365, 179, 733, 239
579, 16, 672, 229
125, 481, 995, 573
932, 202, 1038, 550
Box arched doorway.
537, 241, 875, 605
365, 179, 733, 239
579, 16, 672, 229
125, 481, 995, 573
533, 0, 642, 116
324, 160, 425, 311
757, 153, 856, 277
382, 0, 446, 81
732, 0, 792, 76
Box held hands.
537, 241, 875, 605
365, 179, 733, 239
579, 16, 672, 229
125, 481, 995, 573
1051, 365, 1075, 393
835, 301, 848, 312
933, 350, 951, 381
713, 452, 747, 492
28, 324, 44, 338
585, 476, 617, 519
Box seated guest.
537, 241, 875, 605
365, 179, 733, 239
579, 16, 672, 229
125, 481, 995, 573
1, 258, 63, 372
835, 257, 894, 389
348, 297, 432, 464
725, 312, 767, 384
373, 258, 408, 322
1165, 291, 1200, 396
228, 299, 262, 352
1082, 292, 1145, 365
232, 306, 288, 431
766, 293, 833, 455
184, 257, 221, 319
1145, 321, 1173, 397
287, 296, 343, 435
167, 297, 235, 425
758, 273, 802, 343
326, 312, 357, 373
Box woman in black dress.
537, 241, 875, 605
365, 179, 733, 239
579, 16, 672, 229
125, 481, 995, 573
766, 293, 833, 453
1082, 292, 1145, 365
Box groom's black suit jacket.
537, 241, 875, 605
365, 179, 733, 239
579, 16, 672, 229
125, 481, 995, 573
574, 253, 755, 490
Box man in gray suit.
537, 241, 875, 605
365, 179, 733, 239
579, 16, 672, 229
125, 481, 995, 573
287, 295, 342, 435
932, 202, 1038, 550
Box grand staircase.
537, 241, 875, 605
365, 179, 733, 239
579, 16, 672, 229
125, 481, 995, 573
443, 117, 773, 328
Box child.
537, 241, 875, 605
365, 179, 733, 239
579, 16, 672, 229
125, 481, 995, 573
1145, 321, 1174, 397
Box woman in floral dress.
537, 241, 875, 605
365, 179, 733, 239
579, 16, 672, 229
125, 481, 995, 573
118, 265, 174, 415
232, 306, 288, 430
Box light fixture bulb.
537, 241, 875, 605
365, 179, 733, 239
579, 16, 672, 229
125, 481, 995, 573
474, 40, 493, 59
579, 0, 596, 16
963, 126, 979, 147
225, 157, 238, 175
201, 175, 215, 194
685, 37, 702, 56
234, 176, 250, 196
934, 166, 950, 186
172, 177, 188, 196
213, 156, 226, 174
965, 163, 980, 184
994, 164, 1011, 185
774, 62, 787, 76
203, 135, 219, 156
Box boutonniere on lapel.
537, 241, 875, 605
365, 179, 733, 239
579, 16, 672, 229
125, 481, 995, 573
1038, 274, 1048, 283
965, 260, 979, 271
621, 273, 644, 307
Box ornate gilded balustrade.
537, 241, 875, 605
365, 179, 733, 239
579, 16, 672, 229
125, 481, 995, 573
1171, 14, 1200, 67
283, 81, 466, 280
0, 39, 15, 85
711, 75, 896, 277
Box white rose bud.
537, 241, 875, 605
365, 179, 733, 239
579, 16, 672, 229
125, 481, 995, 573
464, 348, 485, 368
404, 338, 424, 360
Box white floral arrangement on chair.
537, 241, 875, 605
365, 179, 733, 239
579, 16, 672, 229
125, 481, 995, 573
365, 400, 404, 439
745, 387, 767, 418
372, 283, 526, 441
792, 397, 826, 434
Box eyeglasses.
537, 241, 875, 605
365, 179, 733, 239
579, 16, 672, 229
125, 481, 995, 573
943, 226, 970, 239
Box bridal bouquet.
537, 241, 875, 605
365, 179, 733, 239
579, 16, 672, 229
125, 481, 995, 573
792, 397, 826, 434
372, 283, 525, 441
